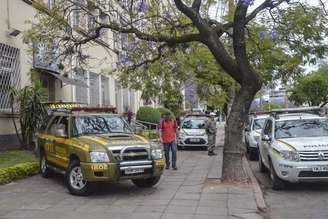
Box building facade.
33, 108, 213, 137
0, 0, 143, 148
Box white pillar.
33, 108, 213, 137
99, 75, 102, 106
87, 71, 90, 105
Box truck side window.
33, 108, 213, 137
263, 120, 272, 136
57, 117, 69, 137
48, 116, 61, 135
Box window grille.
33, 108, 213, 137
0, 43, 20, 111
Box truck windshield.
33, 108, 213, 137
74, 115, 132, 135
182, 118, 206, 129
253, 119, 266, 130
275, 119, 328, 139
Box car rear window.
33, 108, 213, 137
182, 118, 207, 129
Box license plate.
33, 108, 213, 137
190, 138, 200, 142
125, 168, 144, 175
312, 166, 328, 172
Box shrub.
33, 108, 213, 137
139, 130, 160, 139
0, 162, 39, 185
157, 107, 175, 118
262, 103, 282, 111
136, 106, 161, 124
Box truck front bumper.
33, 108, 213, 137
271, 156, 328, 183
81, 159, 165, 182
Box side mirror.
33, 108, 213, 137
262, 135, 271, 142
55, 128, 67, 138
245, 126, 251, 132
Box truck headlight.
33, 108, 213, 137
281, 151, 300, 162
90, 152, 110, 163
152, 149, 163, 159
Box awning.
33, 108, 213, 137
43, 71, 89, 88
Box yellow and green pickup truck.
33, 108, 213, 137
36, 106, 165, 196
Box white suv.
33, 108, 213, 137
258, 107, 328, 190
245, 114, 269, 160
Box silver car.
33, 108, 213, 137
258, 107, 328, 190
178, 116, 208, 149
245, 114, 269, 160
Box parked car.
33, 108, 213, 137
178, 116, 209, 150
258, 107, 328, 190
36, 105, 165, 196
245, 114, 269, 160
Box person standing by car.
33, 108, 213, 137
159, 112, 178, 170
205, 112, 217, 156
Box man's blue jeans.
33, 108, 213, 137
163, 141, 177, 168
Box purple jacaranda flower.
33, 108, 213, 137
138, 0, 148, 13
259, 31, 266, 39
239, 0, 255, 6
163, 11, 171, 20
269, 28, 279, 40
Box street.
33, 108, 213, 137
249, 160, 328, 219
0, 148, 260, 219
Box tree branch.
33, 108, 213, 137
223, 0, 286, 30
233, 1, 260, 85
192, 0, 202, 13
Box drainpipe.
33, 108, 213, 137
6, 0, 10, 29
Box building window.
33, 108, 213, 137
101, 76, 110, 106
48, 0, 56, 9
0, 43, 20, 111
89, 72, 99, 105
73, 0, 81, 28
75, 69, 88, 103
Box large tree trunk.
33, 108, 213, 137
222, 84, 259, 181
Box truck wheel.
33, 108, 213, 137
258, 153, 267, 173
40, 150, 53, 178
65, 159, 92, 196
132, 176, 161, 188
249, 148, 258, 161
270, 160, 285, 190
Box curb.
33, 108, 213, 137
242, 156, 267, 212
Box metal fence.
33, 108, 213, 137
0, 43, 21, 112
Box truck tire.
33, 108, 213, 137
65, 159, 92, 196
258, 153, 267, 173
132, 176, 161, 188
249, 148, 258, 161
270, 160, 285, 190
40, 150, 53, 178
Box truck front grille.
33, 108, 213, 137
299, 151, 328, 161
110, 146, 150, 161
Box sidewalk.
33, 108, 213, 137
0, 124, 262, 219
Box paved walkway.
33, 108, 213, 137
0, 126, 261, 219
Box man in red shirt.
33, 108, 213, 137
159, 112, 178, 170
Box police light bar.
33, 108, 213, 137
71, 106, 117, 113
271, 106, 321, 118
271, 106, 321, 114
249, 111, 270, 116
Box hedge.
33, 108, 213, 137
157, 107, 175, 119
136, 106, 162, 124
262, 103, 282, 111
139, 130, 160, 139
0, 162, 39, 185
